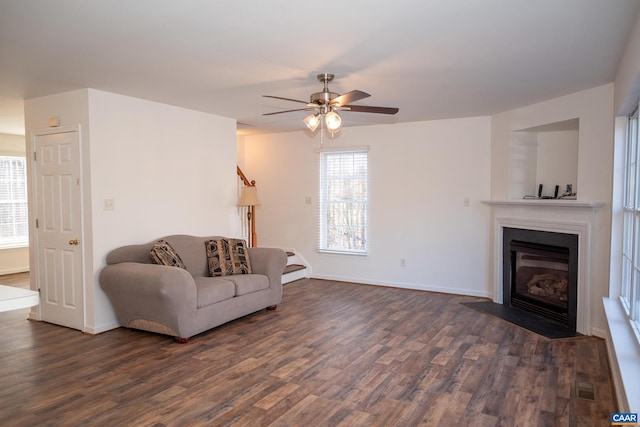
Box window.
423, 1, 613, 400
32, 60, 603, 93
0, 156, 28, 247
319, 150, 368, 254
622, 103, 640, 338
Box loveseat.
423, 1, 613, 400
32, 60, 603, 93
99, 235, 287, 342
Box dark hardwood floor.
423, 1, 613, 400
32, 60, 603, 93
0, 274, 616, 426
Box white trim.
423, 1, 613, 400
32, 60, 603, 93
483, 199, 605, 208
317, 249, 368, 257
603, 297, 640, 413
0, 243, 29, 250
310, 273, 491, 298
0, 266, 29, 275
85, 321, 120, 335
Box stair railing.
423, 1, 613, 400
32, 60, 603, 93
237, 166, 258, 247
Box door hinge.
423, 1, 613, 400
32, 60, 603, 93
38, 288, 41, 294
33, 151, 36, 161
35, 218, 38, 228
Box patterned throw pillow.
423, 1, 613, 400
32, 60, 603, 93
205, 238, 252, 277
150, 240, 187, 269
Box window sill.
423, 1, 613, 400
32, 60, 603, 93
0, 244, 29, 250
603, 297, 640, 413
318, 249, 368, 257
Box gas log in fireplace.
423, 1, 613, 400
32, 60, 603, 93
502, 227, 578, 330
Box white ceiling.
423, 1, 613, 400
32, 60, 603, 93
0, 0, 638, 136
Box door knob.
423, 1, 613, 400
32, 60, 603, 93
68, 238, 79, 245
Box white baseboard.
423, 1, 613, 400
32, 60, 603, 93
84, 321, 120, 335
591, 326, 607, 339
0, 267, 29, 276
309, 273, 491, 298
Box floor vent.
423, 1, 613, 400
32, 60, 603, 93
576, 381, 596, 401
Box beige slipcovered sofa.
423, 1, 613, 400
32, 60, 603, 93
99, 235, 287, 342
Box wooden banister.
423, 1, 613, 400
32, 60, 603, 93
237, 166, 250, 186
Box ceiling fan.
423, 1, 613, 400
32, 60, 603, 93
263, 73, 399, 134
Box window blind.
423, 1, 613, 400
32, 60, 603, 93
319, 150, 368, 254
0, 156, 29, 247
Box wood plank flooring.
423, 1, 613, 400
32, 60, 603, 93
0, 274, 616, 426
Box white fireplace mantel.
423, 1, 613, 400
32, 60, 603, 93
482, 199, 606, 335
482, 199, 605, 209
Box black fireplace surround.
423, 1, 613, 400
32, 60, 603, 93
503, 227, 578, 330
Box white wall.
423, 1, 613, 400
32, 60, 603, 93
536, 130, 579, 197
491, 83, 614, 335
508, 132, 538, 199
25, 89, 238, 333
239, 117, 492, 297
0, 133, 29, 274
87, 89, 238, 331
615, 11, 640, 116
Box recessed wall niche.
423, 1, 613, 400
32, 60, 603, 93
508, 118, 579, 200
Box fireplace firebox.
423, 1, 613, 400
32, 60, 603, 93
503, 228, 578, 330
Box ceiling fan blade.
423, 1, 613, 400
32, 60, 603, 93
263, 95, 309, 104
342, 105, 399, 115
331, 90, 370, 106
263, 108, 314, 116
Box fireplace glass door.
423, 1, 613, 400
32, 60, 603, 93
511, 242, 569, 318
503, 227, 578, 330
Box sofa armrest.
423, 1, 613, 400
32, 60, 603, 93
99, 262, 197, 334
248, 247, 287, 288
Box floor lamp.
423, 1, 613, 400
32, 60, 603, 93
237, 183, 261, 247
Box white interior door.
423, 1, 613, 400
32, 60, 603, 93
33, 128, 84, 330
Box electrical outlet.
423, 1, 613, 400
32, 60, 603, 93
400, 258, 406, 267
464, 197, 470, 207
103, 199, 115, 211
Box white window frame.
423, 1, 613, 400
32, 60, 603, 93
621, 103, 640, 341
319, 149, 369, 255
0, 155, 29, 249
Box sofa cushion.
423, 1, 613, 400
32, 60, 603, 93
224, 274, 270, 296
205, 238, 252, 276
194, 277, 236, 308
150, 240, 186, 269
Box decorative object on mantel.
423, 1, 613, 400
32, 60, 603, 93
262, 73, 399, 140
523, 183, 577, 200
237, 182, 261, 247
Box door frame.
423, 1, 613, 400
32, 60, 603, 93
28, 125, 87, 330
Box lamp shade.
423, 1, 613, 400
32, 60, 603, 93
304, 113, 320, 132
325, 110, 342, 131
237, 185, 261, 206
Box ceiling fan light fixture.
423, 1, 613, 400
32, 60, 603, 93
304, 113, 321, 132
325, 110, 342, 132
263, 73, 398, 135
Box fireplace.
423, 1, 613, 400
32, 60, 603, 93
503, 227, 578, 330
